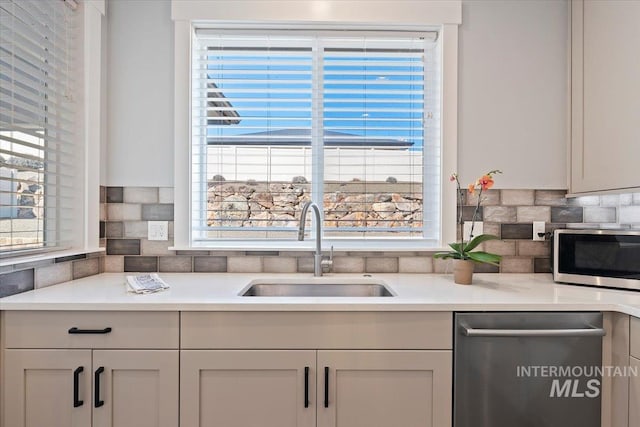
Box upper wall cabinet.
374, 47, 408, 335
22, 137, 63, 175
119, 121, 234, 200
570, 0, 640, 194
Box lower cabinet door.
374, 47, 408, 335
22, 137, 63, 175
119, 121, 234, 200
181, 350, 316, 427
630, 356, 640, 426
317, 350, 452, 427
4, 349, 92, 427
92, 350, 179, 427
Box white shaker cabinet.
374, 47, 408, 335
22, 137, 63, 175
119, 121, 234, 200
181, 350, 316, 427
180, 349, 451, 427
180, 312, 453, 427
4, 349, 92, 427
317, 350, 452, 427
570, 0, 640, 194
2, 311, 180, 427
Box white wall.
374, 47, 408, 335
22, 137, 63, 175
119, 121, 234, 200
458, 0, 568, 189
104, 0, 568, 188
106, 0, 174, 186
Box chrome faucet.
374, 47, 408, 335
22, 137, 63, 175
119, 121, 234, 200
298, 201, 333, 277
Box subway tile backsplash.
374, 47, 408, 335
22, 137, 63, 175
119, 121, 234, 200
100, 186, 640, 275
106, 239, 141, 255
6, 186, 640, 299
141, 204, 174, 221
0, 250, 104, 298
500, 224, 533, 240
124, 256, 158, 273
106, 186, 124, 203
551, 206, 584, 223
0, 269, 35, 297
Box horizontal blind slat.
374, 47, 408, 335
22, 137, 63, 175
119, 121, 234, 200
192, 32, 435, 242
1, 0, 77, 254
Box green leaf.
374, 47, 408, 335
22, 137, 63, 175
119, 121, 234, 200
433, 252, 461, 260
448, 242, 463, 253
463, 234, 499, 252
467, 251, 502, 266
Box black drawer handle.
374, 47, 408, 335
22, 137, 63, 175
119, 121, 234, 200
94, 367, 105, 408
69, 327, 112, 335
73, 366, 84, 408
324, 367, 329, 408
304, 366, 310, 408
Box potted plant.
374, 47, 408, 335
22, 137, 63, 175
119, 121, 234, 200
434, 170, 502, 284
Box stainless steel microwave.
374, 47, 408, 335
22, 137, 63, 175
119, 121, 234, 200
554, 229, 640, 291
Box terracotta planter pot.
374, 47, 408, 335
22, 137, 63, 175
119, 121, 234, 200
453, 259, 474, 285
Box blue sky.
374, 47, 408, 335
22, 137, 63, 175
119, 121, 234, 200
206, 52, 425, 150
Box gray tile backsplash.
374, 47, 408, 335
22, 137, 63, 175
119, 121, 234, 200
333, 256, 367, 273
263, 256, 297, 273
106, 186, 124, 203
500, 257, 534, 273
108, 204, 142, 221
106, 239, 141, 255
102, 186, 600, 275
124, 256, 158, 272
35, 262, 73, 289
551, 206, 584, 223
158, 256, 192, 272
517, 241, 550, 257
484, 206, 517, 223
398, 256, 432, 274
73, 258, 101, 280
583, 207, 616, 223
124, 187, 158, 204
619, 206, 640, 224
516, 206, 550, 223
534, 190, 567, 206
0, 269, 35, 297
501, 224, 533, 240
365, 257, 399, 273
106, 221, 124, 238
6, 184, 636, 300
193, 256, 227, 272
501, 189, 535, 206
459, 206, 483, 222
141, 204, 174, 221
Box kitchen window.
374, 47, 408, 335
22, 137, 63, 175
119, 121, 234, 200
190, 31, 441, 247
0, 0, 79, 255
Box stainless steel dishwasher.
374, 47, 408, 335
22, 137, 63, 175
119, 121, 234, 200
454, 312, 605, 427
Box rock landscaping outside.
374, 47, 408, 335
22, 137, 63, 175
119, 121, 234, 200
206, 178, 423, 230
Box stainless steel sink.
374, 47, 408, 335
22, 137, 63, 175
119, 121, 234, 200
241, 282, 394, 297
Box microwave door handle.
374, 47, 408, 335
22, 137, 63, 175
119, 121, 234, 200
461, 326, 606, 337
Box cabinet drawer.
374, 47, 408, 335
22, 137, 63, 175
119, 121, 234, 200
3, 311, 179, 349
631, 317, 640, 359
181, 311, 452, 350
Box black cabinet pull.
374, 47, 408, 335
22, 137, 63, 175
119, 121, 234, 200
94, 367, 105, 408
68, 327, 112, 334
304, 366, 310, 408
324, 367, 329, 408
73, 367, 84, 408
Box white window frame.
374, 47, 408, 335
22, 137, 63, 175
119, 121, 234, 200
171, 0, 460, 251
0, 0, 105, 264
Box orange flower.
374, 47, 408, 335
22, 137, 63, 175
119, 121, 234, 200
467, 183, 475, 194
479, 175, 494, 190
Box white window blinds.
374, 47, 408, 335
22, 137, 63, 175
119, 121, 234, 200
191, 31, 440, 244
0, 0, 77, 254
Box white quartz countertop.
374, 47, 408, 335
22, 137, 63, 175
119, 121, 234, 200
2, 272, 640, 316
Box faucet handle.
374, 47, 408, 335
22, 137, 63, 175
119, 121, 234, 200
321, 245, 334, 272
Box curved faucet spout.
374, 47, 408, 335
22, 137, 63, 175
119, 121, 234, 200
298, 201, 325, 276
